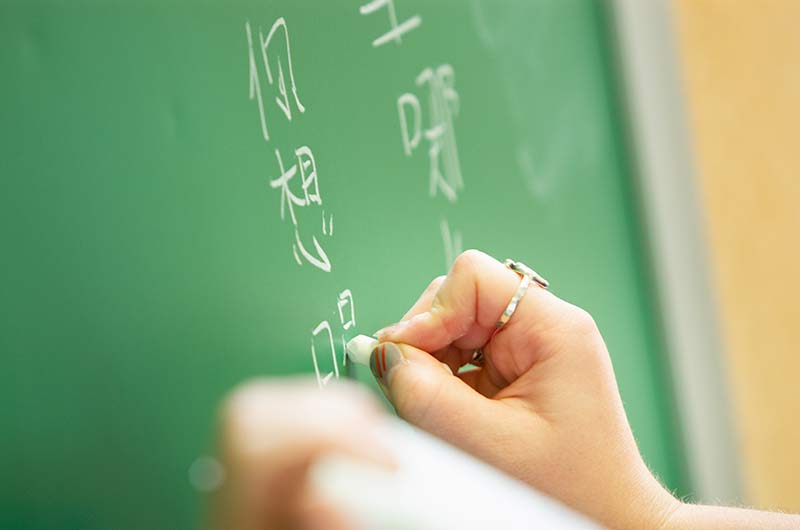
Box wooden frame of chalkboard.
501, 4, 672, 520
612, 0, 743, 504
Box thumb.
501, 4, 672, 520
369, 342, 488, 435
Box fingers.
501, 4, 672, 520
377, 250, 594, 387
397, 274, 473, 373
458, 368, 504, 398
400, 275, 446, 322
378, 250, 518, 352
369, 342, 552, 466
372, 342, 488, 434
220, 378, 387, 466
216, 378, 390, 530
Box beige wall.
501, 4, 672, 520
672, 0, 800, 511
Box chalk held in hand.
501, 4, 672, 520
346, 334, 379, 366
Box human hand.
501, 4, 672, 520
371, 250, 678, 530
213, 379, 388, 530
214, 251, 800, 530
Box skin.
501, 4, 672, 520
215, 379, 391, 530
216, 250, 800, 529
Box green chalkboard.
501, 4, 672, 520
0, 1, 687, 528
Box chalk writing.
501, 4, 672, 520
311, 290, 358, 387
245, 17, 306, 141
356, 5, 468, 269
311, 320, 338, 387
337, 289, 356, 330
440, 218, 463, 268
321, 210, 334, 236
398, 64, 464, 202
358, 0, 421, 47
245, 14, 334, 273
269, 146, 332, 272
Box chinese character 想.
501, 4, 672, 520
269, 146, 332, 272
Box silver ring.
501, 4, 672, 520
505, 259, 549, 290
471, 348, 485, 366
470, 259, 549, 367
495, 259, 548, 329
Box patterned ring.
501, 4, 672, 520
470, 259, 549, 367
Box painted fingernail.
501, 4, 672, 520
369, 342, 406, 386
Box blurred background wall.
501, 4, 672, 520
672, 0, 800, 511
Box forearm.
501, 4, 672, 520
663, 502, 800, 530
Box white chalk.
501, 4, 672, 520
346, 334, 378, 366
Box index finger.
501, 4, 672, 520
377, 250, 549, 352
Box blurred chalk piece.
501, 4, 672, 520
310, 419, 598, 530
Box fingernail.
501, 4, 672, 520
373, 326, 392, 339
374, 320, 409, 339
369, 342, 406, 386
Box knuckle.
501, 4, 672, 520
221, 379, 258, 412
426, 275, 446, 293
568, 306, 599, 335
216, 380, 267, 448
455, 248, 485, 267
219, 379, 267, 423
451, 249, 485, 276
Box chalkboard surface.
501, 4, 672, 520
1, 1, 687, 528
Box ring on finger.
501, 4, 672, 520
470, 258, 549, 367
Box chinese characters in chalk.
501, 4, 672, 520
358, 0, 421, 47
245, 16, 333, 273
246, 17, 305, 141
398, 64, 464, 203
311, 289, 356, 388
356, 2, 466, 269
270, 146, 333, 272
440, 218, 463, 268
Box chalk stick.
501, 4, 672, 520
346, 334, 378, 366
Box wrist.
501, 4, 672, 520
644, 481, 682, 530
621, 465, 681, 530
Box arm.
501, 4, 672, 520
664, 504, 799, 530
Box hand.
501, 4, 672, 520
214, 378, 388, 530
371, 250, 677, 530
213, 251, 800, 530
